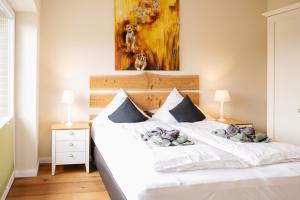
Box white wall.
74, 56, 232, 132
8, 0, 36, 12
15, 12, 39, 176
39, 0, 267, 158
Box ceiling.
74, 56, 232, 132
8, 0, 37, 12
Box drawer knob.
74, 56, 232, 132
69, 131, 74, 135
69, 143, 74, 147
68, 154, 74, 158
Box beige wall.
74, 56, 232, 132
39, 0, 267, 158
268, 0, 300, 10
15, 12, 39, 176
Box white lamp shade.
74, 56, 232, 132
61, 90, 75, 104
214, 90, 231, 102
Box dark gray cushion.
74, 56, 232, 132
108, 97, 148, 123
169, 95, 206, 123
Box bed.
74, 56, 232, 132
89, 73, 300, 200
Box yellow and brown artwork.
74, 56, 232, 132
115, 0, 180, 71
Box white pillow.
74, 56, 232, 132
93, 89, 149, 124
152, 88, 183, 123
152, 88, 215, 122
92, 89, 128, 123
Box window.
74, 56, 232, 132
0, 0, 14, 127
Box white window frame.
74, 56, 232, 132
0, 0, 14, 128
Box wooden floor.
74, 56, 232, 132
7, 164, 111, 200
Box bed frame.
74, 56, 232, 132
89, 73, 200, 200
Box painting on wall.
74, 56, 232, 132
115, 0, 180, 71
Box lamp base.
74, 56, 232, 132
65, 121, 73, 127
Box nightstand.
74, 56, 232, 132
217, 118, 253, 127
51, 122, 90, 175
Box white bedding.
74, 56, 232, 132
106, 121, 248, 172
92, 120, 300, 200
170, 121, 300, 166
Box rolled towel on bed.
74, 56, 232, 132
143, 127, 180, 141
212, 125, 271, 143
171, 135, 194, 146
230, 133, 251, 143
142, 127, 194, 147
150, 135, 171, 147
253, 133, 271, 143
142, 127, 164, 141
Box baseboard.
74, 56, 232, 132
14, 160, 40, 178
39, 156, 51, 164
0, 171, 14, 200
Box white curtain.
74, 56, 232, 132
0, 10, 9, 118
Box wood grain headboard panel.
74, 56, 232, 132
90, 73, 199, 90
90, 73, 200, 119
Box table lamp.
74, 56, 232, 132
61, 90, 75, 127
214, 90, 231, 122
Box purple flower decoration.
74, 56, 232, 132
226, 124, 240, 137
161, 130, 180, 141
240, 127, 255, 136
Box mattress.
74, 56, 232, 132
91, 120, 300, 200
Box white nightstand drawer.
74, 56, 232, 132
56, 141, 85, 152
55, 130, 86, 141
56, 152, 85, 165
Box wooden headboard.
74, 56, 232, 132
90, 73, 200, 119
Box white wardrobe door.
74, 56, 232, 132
274, 9, 300, 144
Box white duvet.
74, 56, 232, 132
92, 120, 248, 172
170, 120, 300, 166
92, 120, 300, 200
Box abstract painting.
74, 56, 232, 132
115, 0, 180, 71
